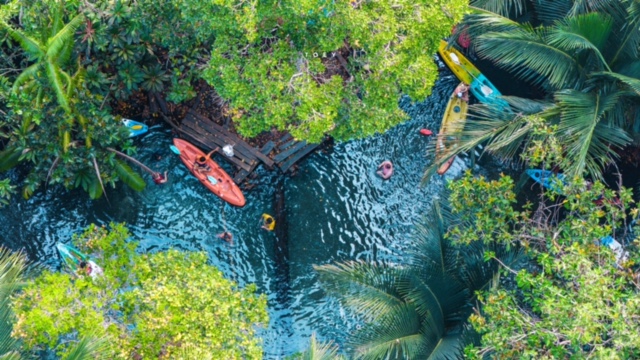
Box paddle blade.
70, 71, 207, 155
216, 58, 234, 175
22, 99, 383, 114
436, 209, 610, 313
170, 145, 181, 155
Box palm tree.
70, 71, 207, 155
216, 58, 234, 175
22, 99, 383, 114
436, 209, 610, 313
315, 202, 521, 359
428, 0, 640, 182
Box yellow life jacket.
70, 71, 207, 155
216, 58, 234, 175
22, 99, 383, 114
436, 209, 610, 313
261, 213, 275, 231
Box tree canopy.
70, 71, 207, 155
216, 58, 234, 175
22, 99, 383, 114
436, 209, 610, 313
10, 223, 268, 359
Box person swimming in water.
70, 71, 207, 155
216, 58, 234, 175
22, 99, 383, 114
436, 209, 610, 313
152, 171, 168, 184
376, 160, 393, 180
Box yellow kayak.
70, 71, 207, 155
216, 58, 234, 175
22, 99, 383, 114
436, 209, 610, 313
436, 82, 469, 175
438, 40, 481, 85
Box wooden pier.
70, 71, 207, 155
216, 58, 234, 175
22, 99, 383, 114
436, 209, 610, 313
172, 109, 322, 184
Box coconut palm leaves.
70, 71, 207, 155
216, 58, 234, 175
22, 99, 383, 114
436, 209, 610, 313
296, 334, 344, 360
1, 13, 84, 114
435, 1, 640, 182
315, 202, 521, 359
0, 248, 27, 358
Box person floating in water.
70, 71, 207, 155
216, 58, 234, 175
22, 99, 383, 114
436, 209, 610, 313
261, 214, 275, 231
376, 160, 393, 180
152, 171, 168, 184
217, 231, 233, 244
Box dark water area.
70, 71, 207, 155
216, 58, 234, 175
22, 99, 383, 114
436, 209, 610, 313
1, 65, 518, 358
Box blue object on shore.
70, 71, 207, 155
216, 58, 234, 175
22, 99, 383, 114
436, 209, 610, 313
526, 169, 566, 194
470, 74, 510, 109
123, 118, 149, 138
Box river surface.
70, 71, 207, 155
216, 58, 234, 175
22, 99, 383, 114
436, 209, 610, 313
0, 72, 477, 357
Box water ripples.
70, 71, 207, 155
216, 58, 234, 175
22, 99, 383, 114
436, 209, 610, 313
0, 74, 467, 358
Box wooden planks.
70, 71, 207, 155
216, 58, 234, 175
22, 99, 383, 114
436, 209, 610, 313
188, 111, 274, 168
278, 143, 320, 172
175, 109, 323, 181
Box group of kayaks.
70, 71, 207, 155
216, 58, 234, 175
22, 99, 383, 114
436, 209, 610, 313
435, 39, 509, 175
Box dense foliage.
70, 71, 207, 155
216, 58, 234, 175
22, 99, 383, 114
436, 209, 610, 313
196, 0, 468, 142
0, 0, 468, 204
450, 170, 640, 358
10, 223, 268, 359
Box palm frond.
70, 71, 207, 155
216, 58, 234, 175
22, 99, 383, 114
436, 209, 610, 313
547, 13, 613, 71
11, 64, 39, 95
314, 262, 404, 321
350, 303, 427, 360
0, 352, 20, 360
400, 271, 469, 327
592, 71, 640, 96
63, 336, 112, 360
459, 12, 524, 45
615, 60, 640, 78
609, 1, 640, 65
555, 89, 631, 180
300, 333, 343, 360
0, 21, 43, 58
532, 0, 572, 24
45, 62, 70, 113
425, 333, 464, 360
469, 0, 528, 17
0, 248, 27, 356
477, 28, 581, 90
46, 14, 84, 63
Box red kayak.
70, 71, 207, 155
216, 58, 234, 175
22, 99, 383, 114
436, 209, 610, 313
173, 138, 246, 207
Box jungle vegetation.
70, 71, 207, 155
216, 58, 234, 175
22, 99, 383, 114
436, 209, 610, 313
6, 223, 268, 360
0, 0, 467, 202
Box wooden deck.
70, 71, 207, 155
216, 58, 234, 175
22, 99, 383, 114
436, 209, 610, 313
173, 110, 322, 185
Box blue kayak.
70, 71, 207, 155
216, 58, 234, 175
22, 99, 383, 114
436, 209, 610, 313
123, 118, 149, 138
526, 169, 566, 194
470, 74, 509, 110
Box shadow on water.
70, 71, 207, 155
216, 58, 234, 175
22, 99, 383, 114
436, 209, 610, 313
0, 71, 487, 358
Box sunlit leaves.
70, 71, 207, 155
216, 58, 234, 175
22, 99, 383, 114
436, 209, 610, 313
11, 224, 269, 359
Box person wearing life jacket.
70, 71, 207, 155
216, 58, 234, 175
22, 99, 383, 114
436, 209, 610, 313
454, 82, 470, 102
261, 214, 276, 231
376, 161, 393, 180
193, 148, 218, 174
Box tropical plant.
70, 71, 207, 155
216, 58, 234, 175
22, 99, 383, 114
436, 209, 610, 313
0, 1, 148, 200
0, 247, 27, 358
315, 198, 521, 359
11, 223, 269, 359
427, 0, 640, 182
450, 170, 640, 359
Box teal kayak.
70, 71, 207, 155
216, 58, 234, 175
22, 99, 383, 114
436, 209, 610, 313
55, 243, 89, 273
470, 74, 509, 110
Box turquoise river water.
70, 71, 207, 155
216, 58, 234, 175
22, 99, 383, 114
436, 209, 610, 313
0, 72, 486, 358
